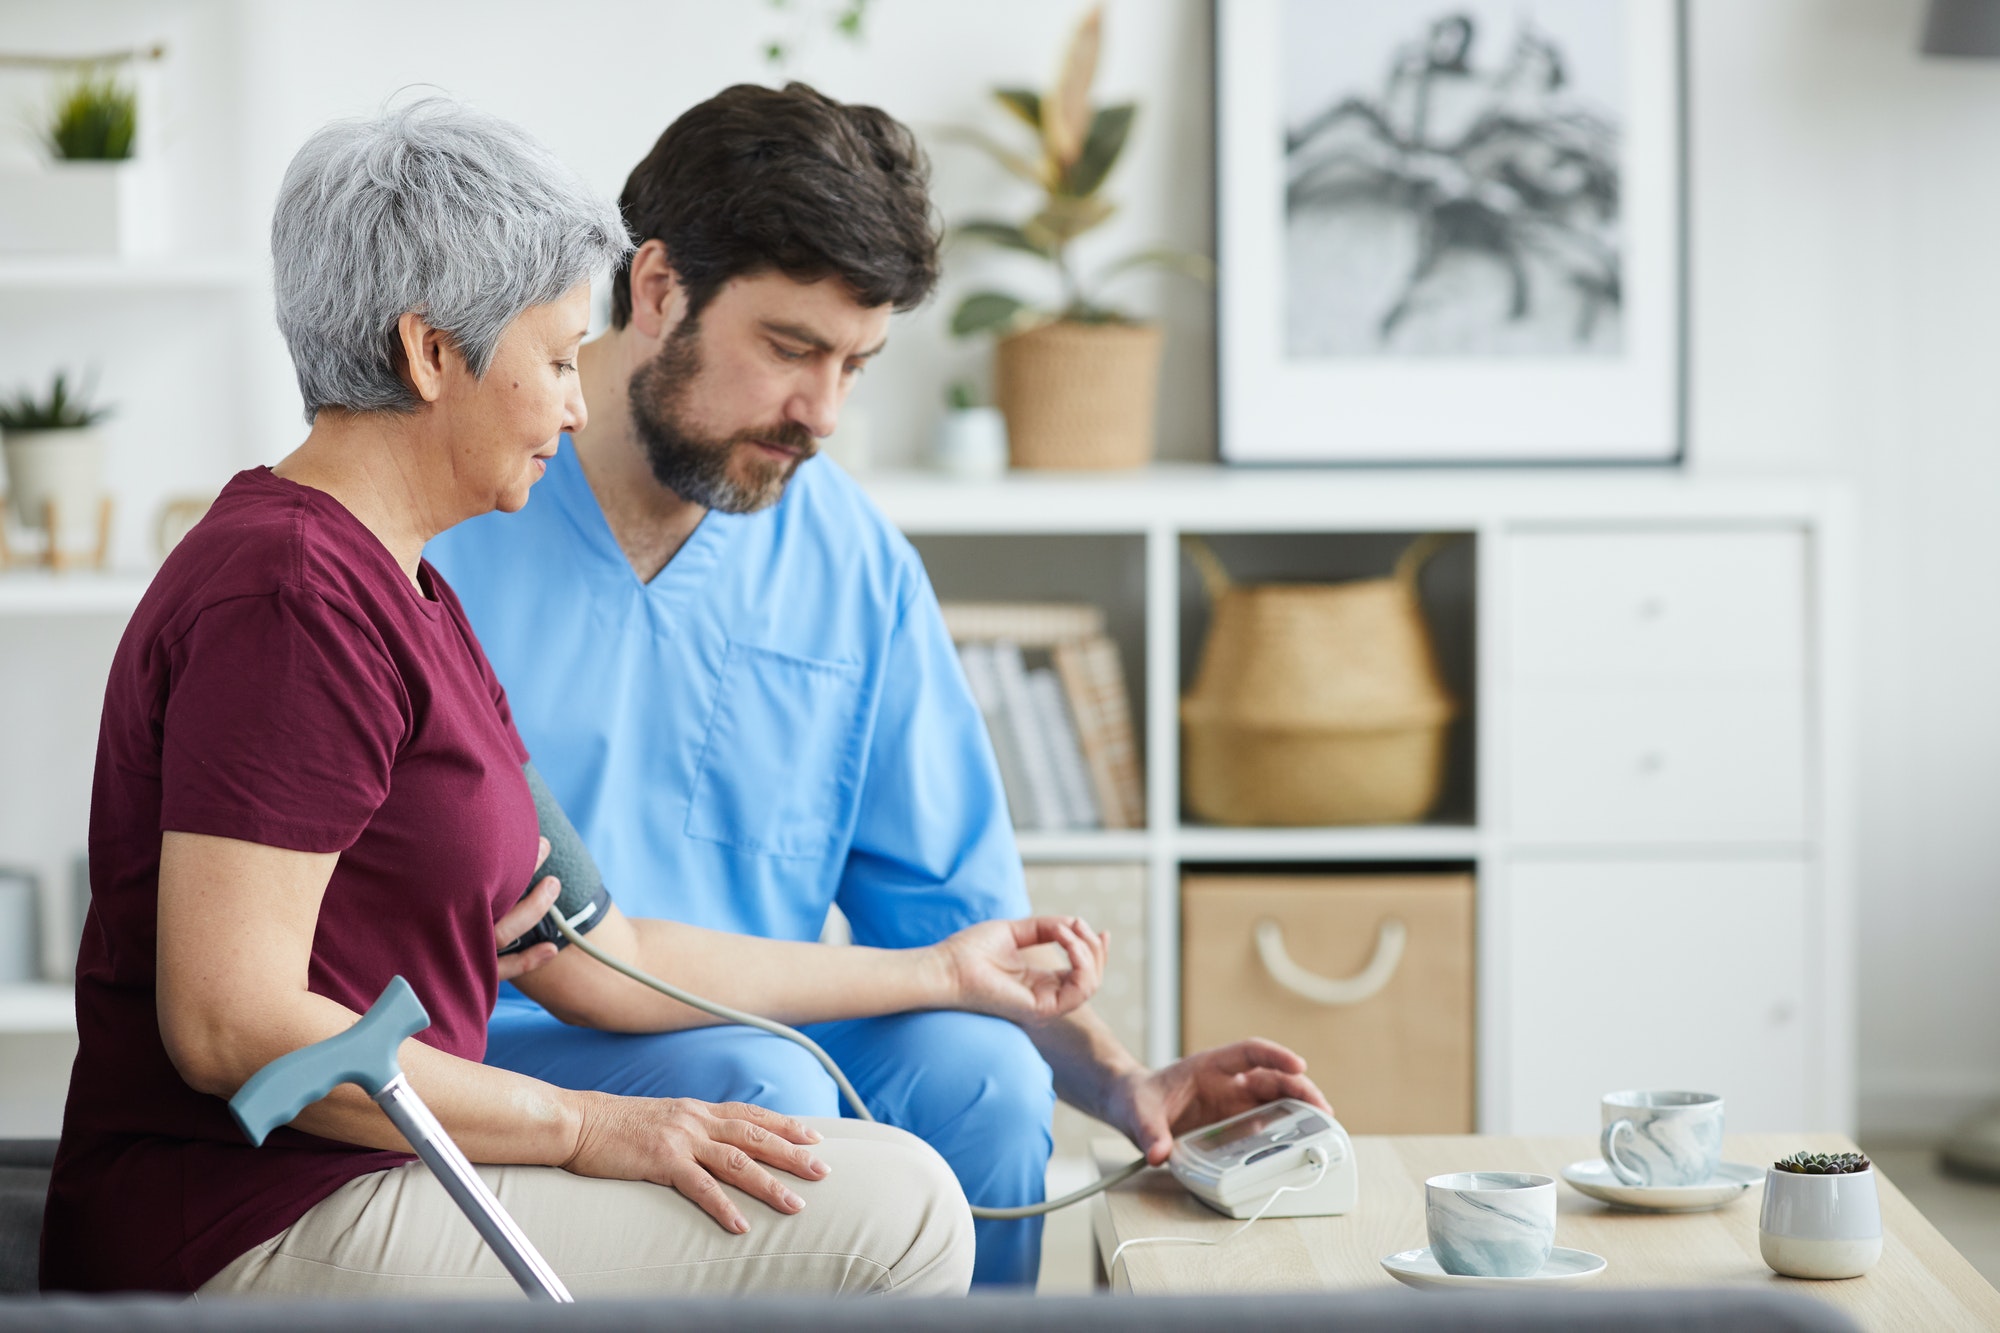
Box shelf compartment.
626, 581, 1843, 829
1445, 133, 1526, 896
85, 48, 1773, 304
1175, 530, 1478, 828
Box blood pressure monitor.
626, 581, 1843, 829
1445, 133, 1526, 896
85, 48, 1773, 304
1167, 1098, 1358, 1220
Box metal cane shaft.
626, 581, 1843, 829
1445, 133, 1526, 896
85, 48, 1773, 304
375, 1076, 574, 1303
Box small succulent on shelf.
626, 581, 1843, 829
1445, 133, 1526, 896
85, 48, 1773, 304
1773, 1151, 1872, 1175
943, 5, 1210, 338
45, 69, 138, 161
0, 371, 113, 434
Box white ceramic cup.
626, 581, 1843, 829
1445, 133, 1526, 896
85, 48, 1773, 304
1600, 1090, 1724, 1187
1424, 1171, 1557, 1278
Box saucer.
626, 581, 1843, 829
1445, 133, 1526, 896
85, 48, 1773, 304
1380, 1245, 1607, 1291
1561, 1159, 1764, 1212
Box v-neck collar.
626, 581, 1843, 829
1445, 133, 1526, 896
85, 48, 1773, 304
544, 435, 737, 607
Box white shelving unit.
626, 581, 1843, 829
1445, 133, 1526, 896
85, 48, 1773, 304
0, 570, 151, 616
861, 464, 1855, 1135
0, 256, 260, 292
0, 984, 74, 1034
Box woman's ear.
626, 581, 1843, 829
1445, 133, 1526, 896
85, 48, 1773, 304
396, 311, 452, 403
627, 239, 690, 342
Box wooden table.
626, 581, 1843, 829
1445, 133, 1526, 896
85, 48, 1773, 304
1090, 1134, 2000, 1331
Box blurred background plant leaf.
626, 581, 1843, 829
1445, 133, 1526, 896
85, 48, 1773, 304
993, 87, 1042, 131
950, 291, 1030, 337
1043, 5, 1101, 170
1062, 103, 1135, 198
954, 219, 1055, 258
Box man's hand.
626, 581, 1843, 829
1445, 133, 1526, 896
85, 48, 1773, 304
495, 837, 560, 983
936, 916, 1107, 1025
1104, 1039, 1333, 1166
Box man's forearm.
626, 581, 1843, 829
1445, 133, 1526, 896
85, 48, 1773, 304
1026, 1005, 1147, 1128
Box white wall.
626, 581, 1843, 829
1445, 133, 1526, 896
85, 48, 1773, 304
2, 0, 1998, 1137
1686, 0, 2000, 1136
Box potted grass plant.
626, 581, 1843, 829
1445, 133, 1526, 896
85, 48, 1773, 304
0, 53, 167, 256
944, 6, 1209, 470
1, 371, 113, 565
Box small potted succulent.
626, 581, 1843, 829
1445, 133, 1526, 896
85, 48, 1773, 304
933, 380, 1008, 479
1, 371, 114, 567
943, 6, 1210, 471
0, 53, 166, 256
1759, 1151, 1882, 1280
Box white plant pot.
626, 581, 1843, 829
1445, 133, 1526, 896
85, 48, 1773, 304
4, 428, 107, 553
934, 406, 1009, 479
1759, 1166, 1883, 1280
0, 160, 170, 256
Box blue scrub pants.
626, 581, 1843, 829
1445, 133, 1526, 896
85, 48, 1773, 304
487, 1007, 1056, 1287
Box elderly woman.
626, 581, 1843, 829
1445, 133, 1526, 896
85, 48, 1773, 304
39, 100, 1101, 1299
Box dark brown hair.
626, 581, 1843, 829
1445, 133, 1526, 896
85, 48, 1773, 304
609, 82, 939, 328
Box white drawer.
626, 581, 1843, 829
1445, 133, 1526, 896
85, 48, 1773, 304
1503, 858, 1809, 1134
1509, 685, 1808, 843
1509, 530, 1807, 682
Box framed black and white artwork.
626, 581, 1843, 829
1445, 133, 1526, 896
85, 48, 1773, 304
1217, 0, 1685, 464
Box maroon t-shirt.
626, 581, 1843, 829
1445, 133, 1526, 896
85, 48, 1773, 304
41, 467, 539, 1293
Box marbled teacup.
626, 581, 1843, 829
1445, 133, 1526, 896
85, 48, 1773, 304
1424, 1172, 1557, 1278
1601, 1090, 1724, 1187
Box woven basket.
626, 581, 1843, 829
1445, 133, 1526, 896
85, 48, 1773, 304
1180, 536, 1457, 826
994, 320, 1163, 470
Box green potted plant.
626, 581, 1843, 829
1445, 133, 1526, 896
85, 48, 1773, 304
0, 52, 166, 257
933, 379, 1008, 479
1759, 1151, 1882, 1280
0, 371, 113, 568
944, 6, 1209, 470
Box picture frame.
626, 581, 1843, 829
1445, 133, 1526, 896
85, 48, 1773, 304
1216, 0, 1687, 465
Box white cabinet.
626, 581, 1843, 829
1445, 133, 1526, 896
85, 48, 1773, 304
1508, 684, 1808, 844
1503, 859, 1809, 1135
857, 471, 1849, 1137
1497, 522, 1833, 1137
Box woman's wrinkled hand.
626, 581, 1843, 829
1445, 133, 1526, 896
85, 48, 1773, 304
494, 837, 560, 983
562, 1093, 828, 1234
937, 915, 1108, 1026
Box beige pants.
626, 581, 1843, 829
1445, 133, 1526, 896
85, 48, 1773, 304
198, 1118, 973, 1299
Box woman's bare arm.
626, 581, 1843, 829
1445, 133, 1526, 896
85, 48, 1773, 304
155, 830, 828, 1234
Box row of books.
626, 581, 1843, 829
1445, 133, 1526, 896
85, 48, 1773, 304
942, 601, 1144, 831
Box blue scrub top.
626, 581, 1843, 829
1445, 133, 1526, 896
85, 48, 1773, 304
426, 440, 1027, 989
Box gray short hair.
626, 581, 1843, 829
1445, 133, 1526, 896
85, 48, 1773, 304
273, 97, 631, 422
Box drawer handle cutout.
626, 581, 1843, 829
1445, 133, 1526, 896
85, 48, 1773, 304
1253, 917, 1407, 1006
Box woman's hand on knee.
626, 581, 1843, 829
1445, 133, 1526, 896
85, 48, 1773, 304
561, 1093, 829, 1234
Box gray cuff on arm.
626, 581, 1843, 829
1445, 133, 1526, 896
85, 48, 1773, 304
498, 761, 614, 956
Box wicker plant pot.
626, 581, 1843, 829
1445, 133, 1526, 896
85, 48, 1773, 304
1180, 536, 1457, 827
994, 320, 1163, 470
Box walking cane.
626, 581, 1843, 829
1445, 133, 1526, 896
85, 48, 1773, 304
229, 976, 574, 1302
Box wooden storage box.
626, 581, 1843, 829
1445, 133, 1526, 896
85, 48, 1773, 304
1181, 873, 1474, 1134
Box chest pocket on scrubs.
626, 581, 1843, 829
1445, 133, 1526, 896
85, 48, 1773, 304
686, 640, 867, 858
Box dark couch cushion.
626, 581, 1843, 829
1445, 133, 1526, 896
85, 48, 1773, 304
0, 1290, 1862, 1331
0, 1143, 55, 1297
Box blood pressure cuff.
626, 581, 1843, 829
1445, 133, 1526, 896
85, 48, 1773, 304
499, 761, 614, 956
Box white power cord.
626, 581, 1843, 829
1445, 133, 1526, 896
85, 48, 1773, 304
1105, 1145, 1333, 1278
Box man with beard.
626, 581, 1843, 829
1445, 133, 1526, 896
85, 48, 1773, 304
425, 83, 1327, 1287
